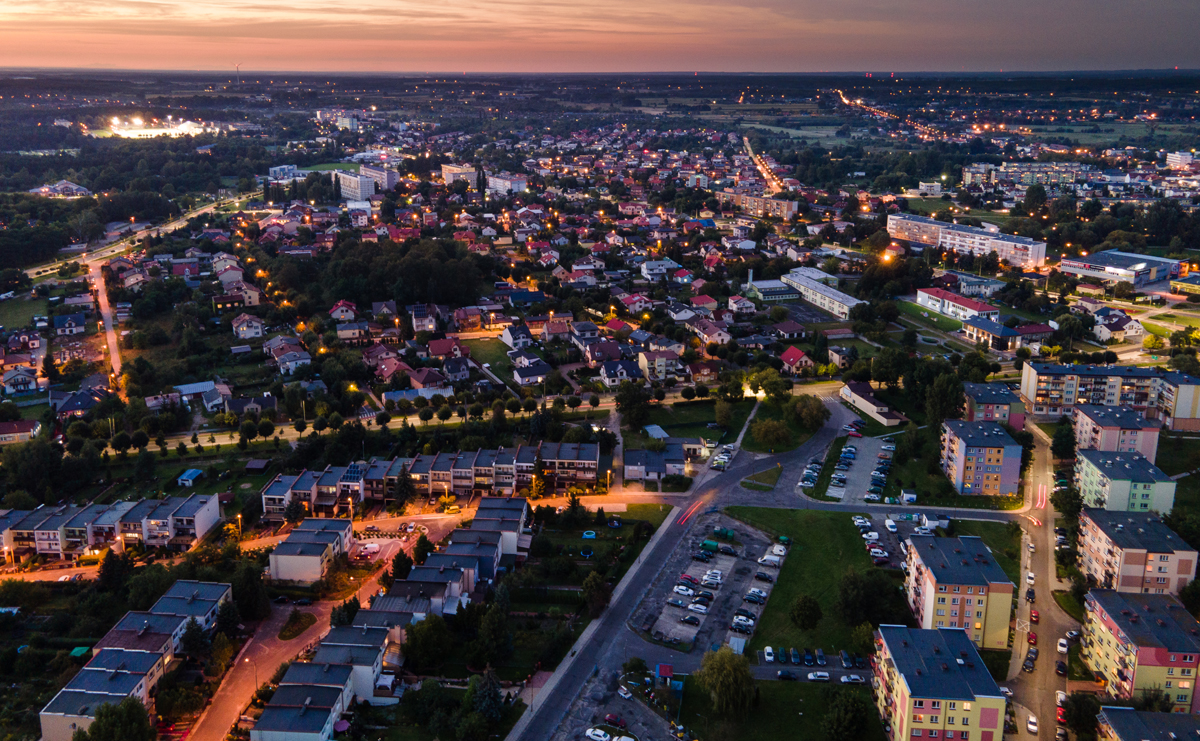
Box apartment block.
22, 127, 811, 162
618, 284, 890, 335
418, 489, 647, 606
1079, 509, 1197, 594
1073, 405, 1161, 460
886, 213, 1047, 268
940, 421, 1023, 496
872, 625, 1006, 741
714, 189, 800, 219
1082, 591, 1200, 712
780, 267, 865, 319
334, 171, 375, 201
359, 163, 399, 191
962, 383, 1025, 429
1075, 450, 1175, 513
916, 288, 1000, 322
486, 172, 527, 194
1019, 363, 1200, 431
441, 163, 477, 186
1097, 706, 1200, 740
905, 536, 1015, 649
269, 519, 355, 584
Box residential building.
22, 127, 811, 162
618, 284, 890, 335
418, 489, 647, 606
335, 171, 375, 201
638, 350, 679, 382
780, 267, 865, 319
1078, 509, 1197, 594
961, 318, 1020, 351
600, 359, 643, 388
905, 535, 1015, 649
916, 288, 1000, 322
1075, 450, 1175, 513
268, 519, 354, 584
1073, 406, 1161, 460
872, 625, 1006, 741
0, 419, 41, 444
940, 421, 1022, 496
53, 313, 87, 335
714, 190, 800, 219
1019, 363, 1200, 430
1059, 250, 1185, 287
1096, 706, 1200, 740
486, 172, 527, 195
840, 382, 907, 427
886, 213, 1047, 267
780, 346, 813, 375
232, 313, 264, 339
962, 383, 1025, 429
148, 580, 233, 632
1082, 590, 1200, 712
359, 164, 399, 191
441, 164, 477, 186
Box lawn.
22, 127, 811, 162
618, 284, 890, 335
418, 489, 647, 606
301, 162, 359, 172
1066, 642, 1091, 681
1153, 434, 1200, 477
951, 520, 1023, 585
1143, 321, 1170, 337
725, 508, 876, 653
624, 399, 754, 449
898, 301, 963, 331
625, 503, 673, 529
1173, 476, 1200, 516
0, 295, 47, 330
461, 338, 512, 373
19, 402, 49, 420
679, 677, 885, 741
978, 649, 1013, 683
1053, 590, 1087, 624
743, 466, 783, 490
278, 610, 317, 640
741, 400, 816, 454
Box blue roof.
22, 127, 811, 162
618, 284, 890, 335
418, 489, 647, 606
963, 317, 1020, 337
178, 469, 204, 482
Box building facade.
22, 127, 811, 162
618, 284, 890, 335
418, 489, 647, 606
1075, 450, 1175, 513
1019, 363, 1200, 431
887, 213, 1047, 267
905, 535, 1014, 649
780, 267, 865, 319
962, 383, 1025, 429
1073, 405, 1161, 460
940, 421, 1022, 496
1078, 509, 1197, 594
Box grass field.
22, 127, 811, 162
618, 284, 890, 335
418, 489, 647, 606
623, 399, 754, 449
742, 466, 783, 491
0, 296, 47, 331
898, 301, 962, 331
1143, 321, 1170, 337
1054, 590, 1087, 624
725, 508, 877, 653
742, 401, 815, 454
952, 519, 1023, 584
625, 503, 673, 528
679, 677, 884, 741
278, 610, 317, 640
1154, 435, 1200, 477
301, 162, 359, 172
19, 402, 49, 420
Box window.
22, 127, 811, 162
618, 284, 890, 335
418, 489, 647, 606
1160, 555, 1170, 561
977, 598, 985, 605
937, 609, 945, 616
931, 701, 941, 710
938, 597, 947, 604
953, 586, 961, 593
938, 586, 947, 593
1184, 655, 1195, 662
947, 716, 956, 725
911, 732, 923, 738
1168, 669, 1174, 676
952, 598, 959, 605
1166, 680, 1173, 687
915, 701, 924, 709
1179, 695, 1188, 703
1183, 669, 1193, 676
1171, 655, 1177, 662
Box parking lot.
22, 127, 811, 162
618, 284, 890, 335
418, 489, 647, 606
824, 433, 895, 503
632, 512, 775, 651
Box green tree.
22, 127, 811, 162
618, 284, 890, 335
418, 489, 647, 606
582, 570, 612, 618
614, 380, 652, 428
693, 646, 755, 718
258, 420, 275, 438
209, 631, 233, 675
393, 471, 416, 505
391, 549, 414, 582
180, 616, 210, 660
97, 549, 133, 593
69, 696, 155, 741
239, 419, 258, 442
751, 419, 791, 447
283, 499, 306, 524
788, 594, 823, 631
402, 613, 453, 672
824, 687, 873, 739
925, 372, 965, 425
1061, 692, 1101, 738
215, 599, 240, 637
790, 394, 830, 430
1144, 334, 1165, 350
473, 667, 504, 723
1051, 420, 1076, 460
233, 560, 271, 620
133, 449, 157, 482
413, 534, 435, 565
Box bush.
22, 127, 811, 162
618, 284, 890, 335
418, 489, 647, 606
750, 419, 791, 447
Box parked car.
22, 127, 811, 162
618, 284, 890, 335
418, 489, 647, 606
1057, 638, 1069, 654
1028, 632, 1037, 645
803, 648, 814, 666
791, 648, 801, 664
1026, 588, 1036, 602
618, 686, 632, 700
680, 574, 700, 584
687, 603, 708, 614
604, 715, 626, 729
815, 649, 826, 666
754, 572, 775, 583
1026, 571, 1035, 585
777, 670, 797, 681
1066, 630, 1081, 641
807, 671, 831, 681
1031, 609, 1039, 623
680, 615, 701, 626
764, 646, 775, 663
586, 729, 610, 741
1027, 715, 1038, 735
743, 594, 765, 605
673, 585, 695, 597
840, 674, 865, 684
1056, 661, 1067, 677
668, 598, 686, 608
864, 494, 881, 502
1022, 659, 1035, 673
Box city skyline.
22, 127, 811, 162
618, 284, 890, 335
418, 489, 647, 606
2, 0, 1200, 72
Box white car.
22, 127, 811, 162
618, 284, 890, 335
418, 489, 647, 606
687, 603, 708, 614
864, 494, 881, 502
586, 729, 612, 741
840, 674, 865, 684
881, 444, 896, 451
748, 588, 767, 597
1027, 715, 1038, 734
1028, 542, 1035, 553
807, 671, 830, 681
733, 616, 755, 627
618, 686, 632, 700
1056, 690, 1067, 707
870, 549, 889, 559
1026, 571, 1035, 586
706, 570, 723, 579
764, 646, 775, 663
57, 575, 71, 582
999, 687, 1014, 698
1057, 638, 1070, 654
862, 532, 880, 541
913, 527, 932, 536
772, 545, 787, 556
673, 585, 695, 597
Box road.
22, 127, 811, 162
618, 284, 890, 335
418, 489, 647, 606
90, 260, 121, 378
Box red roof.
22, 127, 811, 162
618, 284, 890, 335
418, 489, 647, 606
1016, 323, 1054, 335
917, 288, 994, 314
780, 346, 808, 366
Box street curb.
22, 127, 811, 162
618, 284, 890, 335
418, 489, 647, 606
504, 504, 681, 741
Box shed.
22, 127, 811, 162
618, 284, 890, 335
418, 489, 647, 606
245, 459, 270, 474
643, 424, 669, 440
177, 469, 204, 487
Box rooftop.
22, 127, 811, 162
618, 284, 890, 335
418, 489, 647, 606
1083, 509, 1193, 554
1097, 706, 1200, 740
942, 420, 1019, 448
1074, 405, 1160, 431
877, 625, 1003, 701
1088, 591, 1200, 654
908, 536, 1014, 587
962, 382, 1020, 406
1078, 450, 1171, 483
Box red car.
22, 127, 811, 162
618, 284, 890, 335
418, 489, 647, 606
1056, 707, 1066, 725
604, 714, 627, 729
847, 431, 862, 437
1030, 609, 1039, 624
873, 556, 889, 565
680, 574, 699, 585
1028, 632, 1038, 645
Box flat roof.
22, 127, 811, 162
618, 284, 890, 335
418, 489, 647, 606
1097, 706, 1200, 740
962, 383, 1020, 406
877, 625, 1002, 701
1062, 250, 1183, 270
279, 662, 354, 688
311, 644, 380, 667
1074, 405, 1160, 431
1088, 590, 1200, 653
908, 536, 1013, 587
252, 704, 335, 734
1083, 509, 1193, 554
267, 684, 343, 709
1078, 450, 1171, 483
273, 541, 331, 557
942, 420, 1019, 449
41, 689, 124, 719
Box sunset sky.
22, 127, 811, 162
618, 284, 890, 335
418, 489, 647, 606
1, 0, 1199, 72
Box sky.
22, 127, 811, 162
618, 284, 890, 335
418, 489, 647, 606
1, 0, 1199, 73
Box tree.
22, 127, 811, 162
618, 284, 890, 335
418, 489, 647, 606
110, 430, 132, 456
42, 354, 60, 383
258, 419, 275, 438
834, 568, 910, 626
133, 449, 157, 481
413, 534, 435, 565
788, 594, 823, 631
402, 614, 453, 672
750, 419, 791, 447
714, 398, 733, 428
69, 696, 155, 741
233, 560, 271, 620
791, 394, 830, 430
393, 471, 416, 505
215, 599, 240, 638
283, 498, 306, 524
614, 381, 652, 428
97, 549, 133, 593
130, 429, 149, 450
209, 631, 233, 675
473, 667, 504, 723
582, 570, 612, 618
180, 617, 210, 660
824, 687, 873, 739
239, 419, 258, 442
693, 646, 755, 718
1144, 334, 1166, 350
1051, 421, 1076, 460
925, 373, 964, 425
1061, 692, 1101, 738
391, 549, 414, 582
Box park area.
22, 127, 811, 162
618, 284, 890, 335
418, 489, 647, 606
622, 399, 754, 450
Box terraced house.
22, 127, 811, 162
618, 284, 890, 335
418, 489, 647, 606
872, 625, 1007, 741
1082, 591, 1200, 712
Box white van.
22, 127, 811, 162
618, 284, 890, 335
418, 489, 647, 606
758, 554, 781, 568
884, 519, 897, 533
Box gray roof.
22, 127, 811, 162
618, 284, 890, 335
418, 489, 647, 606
1074, 405, 1160, 431
170, 494, 214, 519
1066, 249, 1183, 270
1097, 706, 1200, 740
942, 420, 1019, 449
407, 566, 464, 584
1026, 362, 1164, 380
962, 383, 1019, 406
65, 667, 146, 695
1082, 509, 1193, 554
1087, 591, 1200, 654
311, 644, 380, 668
252, 705, 335, 734
267, 684, 343, 709
273, 541, 331, 557
293, 518, 353, 535
86, 649, 161, 675
159, 580, 230, 602
112, 611, 186, 635
963, 317, 1019, 337
41, 689, 124, 718
877, 625, 1002, 701
908, 536, 1014, 587
372, 595, 432, 613
1078, 450, 1171, 483
475, 496, 529, 514
279, 662, 354, 689
321, 625, 389, 649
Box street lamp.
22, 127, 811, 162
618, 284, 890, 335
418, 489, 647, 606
237, 514, 242, 538
246, 658, 259, 690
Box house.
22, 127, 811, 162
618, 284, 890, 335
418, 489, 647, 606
827, 346, 851, 369
1078, 509, 1197, 594
501, 325, 534, 350
772, 321, 806, 340
779, 346, 813, 375
443, 357, 471, 383
53, 314, 87, 336
375, 357, 412, 383
728, 295, 755, 314
585, 340, 622, 367
328, 300, 357, 321
3, 366, 38, 395
690, 295, 719, 311
269, 519, 354, 584
915, 288, 1000, 322
686, 361, 721, 385
540, 320, 571, 342
408, 368, 447, 390
624, 444, 689, 482
905, 535, 1014, 648
840, 381, 907, 426
638, 351, 679, 382
665, 303, 695, 322
513, 361, 552, 386
371, 301, 398, 320
600, 360, 643, 388
0, 419, 40, 444
962, 317, 1021, 351
427, 338, 469, 359
407, 304, 438, 333
1095, 314, 1145, 343
231, 313, 264, 340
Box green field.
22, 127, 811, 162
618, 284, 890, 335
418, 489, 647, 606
624, 399, 754, 449
898, 301, 962, 331
462, 339, 511, 369
301, 162, 359, 172
741, 401, 816, 454
951, 519, 1023, 585
0, 296, 47, 331
725, 508, 877, 653
679, 677, 885, 741
1154, 434, 1200, 477
743, 466, 783, 490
